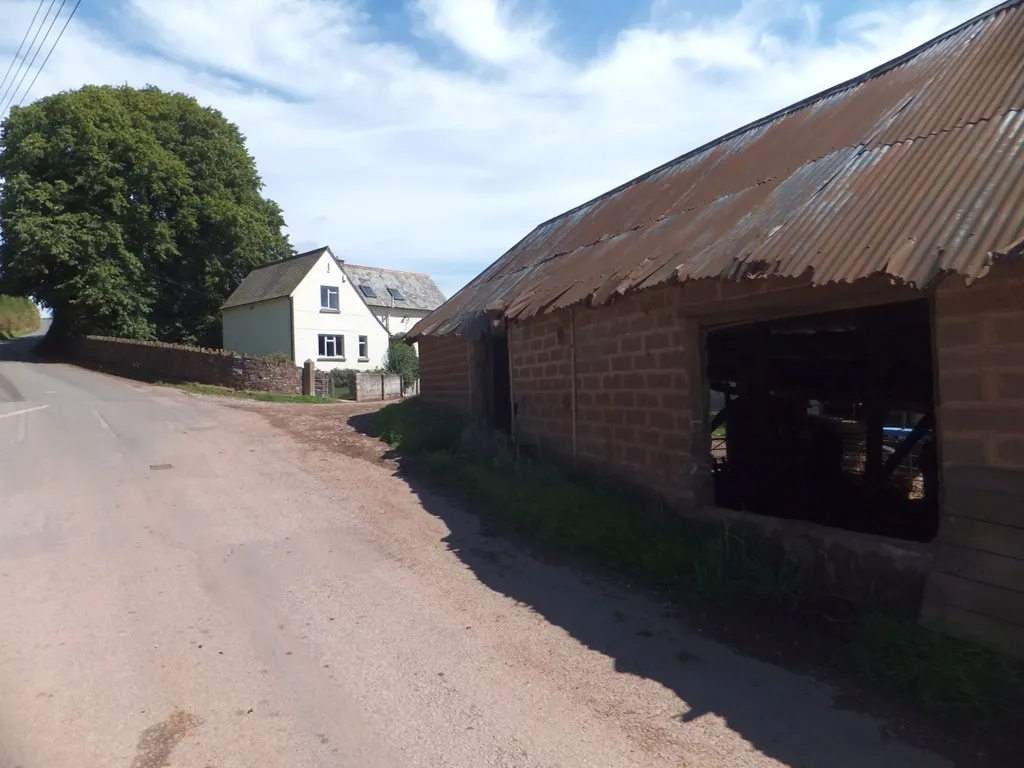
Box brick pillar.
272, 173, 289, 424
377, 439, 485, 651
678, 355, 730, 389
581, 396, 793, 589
921, 269, 1024, 658
302, 360, 315, 396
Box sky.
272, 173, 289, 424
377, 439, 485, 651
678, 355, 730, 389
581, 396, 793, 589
0, 0, 999, 298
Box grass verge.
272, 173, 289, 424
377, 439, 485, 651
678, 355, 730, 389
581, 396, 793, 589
162, 381, 336, 404
0, 295, 41, 338
376, 398, 1024, 733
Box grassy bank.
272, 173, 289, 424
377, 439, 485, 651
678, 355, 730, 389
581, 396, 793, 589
376, 398, 1024, 732
0, 295, 41, 339
162, 382, 335, 404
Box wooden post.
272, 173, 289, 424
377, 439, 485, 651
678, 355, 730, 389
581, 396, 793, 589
862, 312, 887, 494
882, 413, 934, 477
751, 324, 769, 493
569, 308, 578, 466
507, 320, 516, 437
467, 340, 473, 417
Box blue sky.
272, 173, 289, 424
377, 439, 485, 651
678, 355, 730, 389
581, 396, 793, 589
0, 0, 995, 298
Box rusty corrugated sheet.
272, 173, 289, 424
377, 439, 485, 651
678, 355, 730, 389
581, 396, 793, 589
413, 0, 1024, 339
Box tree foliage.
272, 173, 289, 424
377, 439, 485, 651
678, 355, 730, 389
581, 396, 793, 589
382, 335, 419, 386
0, 85, 291, 346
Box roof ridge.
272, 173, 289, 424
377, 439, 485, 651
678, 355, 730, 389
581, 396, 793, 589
248, 246, 327, 271
342, 262, 432, 277
525, 0, 1022, 236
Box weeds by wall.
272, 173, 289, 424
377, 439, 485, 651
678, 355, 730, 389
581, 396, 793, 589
375, 398, 1024, 733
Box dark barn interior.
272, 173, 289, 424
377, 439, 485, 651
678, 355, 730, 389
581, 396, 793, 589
483, 332, 512, 433
706, 300, 939, 543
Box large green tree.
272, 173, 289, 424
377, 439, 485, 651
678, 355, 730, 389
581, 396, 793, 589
0, 84, 292, 346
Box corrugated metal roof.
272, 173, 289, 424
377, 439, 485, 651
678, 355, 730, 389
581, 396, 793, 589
413, 0, 1024, 339
221, 247, 329, 310
340, 263, 446, 312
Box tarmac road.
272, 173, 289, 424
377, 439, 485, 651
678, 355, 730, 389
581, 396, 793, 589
0, 338, 952, 767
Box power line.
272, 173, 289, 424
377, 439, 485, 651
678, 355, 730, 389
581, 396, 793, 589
0, 0, 69, 115
15, 0, 85, 109
0, 0, 47, 100
0, 0, 60, 112
0, 0, 65, 117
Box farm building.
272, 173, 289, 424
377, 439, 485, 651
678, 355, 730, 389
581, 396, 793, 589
409, 0, 1024, 656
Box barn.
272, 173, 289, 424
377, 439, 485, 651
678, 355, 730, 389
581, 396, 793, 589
409, 1, 1024, 655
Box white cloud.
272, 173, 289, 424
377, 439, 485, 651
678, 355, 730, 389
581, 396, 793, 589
0, 0, 996, 296
414, 0, 553, 66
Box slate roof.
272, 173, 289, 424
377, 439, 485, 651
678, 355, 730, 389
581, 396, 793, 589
341, 263, 446, 312
411, 0, 1024, 340
221, 248, 329, 310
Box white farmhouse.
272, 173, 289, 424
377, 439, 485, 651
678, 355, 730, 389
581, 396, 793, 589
221, 246, 390, 371
341, 263, 446, 343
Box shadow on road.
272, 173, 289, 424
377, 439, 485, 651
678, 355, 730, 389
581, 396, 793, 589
0, 321, 53, 403
0, 319, 52, 362
342, 408, 1007, 768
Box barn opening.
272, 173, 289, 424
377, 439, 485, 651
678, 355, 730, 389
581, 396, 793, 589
482, 333, 512, 433
705, 300, 939, 543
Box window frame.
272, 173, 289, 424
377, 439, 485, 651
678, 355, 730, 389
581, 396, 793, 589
386, 286, 405, 301
320, 285, 340, 312
359, 284, 378, 299
318, 333, 345, 360
358, 335, 369, 361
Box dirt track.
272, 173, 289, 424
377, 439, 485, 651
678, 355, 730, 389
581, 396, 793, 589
0, 360, 951, 767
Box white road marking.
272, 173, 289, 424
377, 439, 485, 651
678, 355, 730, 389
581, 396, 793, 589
7, 411, 28, 444
0, 405, 49, 420
92, 408, 111, 430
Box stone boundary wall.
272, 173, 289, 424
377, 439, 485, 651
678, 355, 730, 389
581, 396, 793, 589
354, 372, 404, 402
314, 369, 332, 398
75, 336, 302, 394
313, 368, 414, 401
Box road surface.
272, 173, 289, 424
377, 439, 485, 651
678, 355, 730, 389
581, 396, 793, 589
0, 338, 951, 767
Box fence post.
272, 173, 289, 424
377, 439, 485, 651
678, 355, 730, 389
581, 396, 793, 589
302, 359, 315, 396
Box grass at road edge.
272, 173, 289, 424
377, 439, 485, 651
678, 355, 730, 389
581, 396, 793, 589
160, 381, 335, 404
375, 398, 1024, 733
0, 295, 41, 339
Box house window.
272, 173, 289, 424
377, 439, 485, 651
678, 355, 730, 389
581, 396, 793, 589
358, 335, 369, 361
359, 284, 377, 298
386, 286, 405, 301
318, 334, 344, 359
320, 285, 340, 311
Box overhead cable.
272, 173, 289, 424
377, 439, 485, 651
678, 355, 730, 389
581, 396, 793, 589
0, 0, 66, 116
15, 0, 85, 109
0, 0, 47, 101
